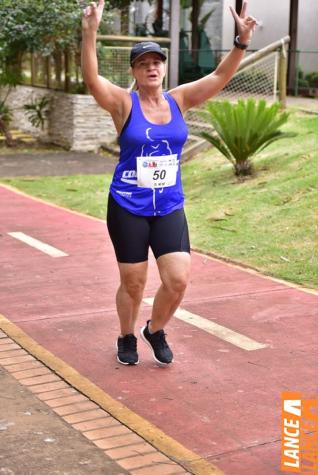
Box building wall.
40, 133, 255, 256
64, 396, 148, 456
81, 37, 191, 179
297, 0, 318, 72
130, 0, 170, 36
200, 0, 223, 51
222, 0, 290, 50
221, 0, 318, 72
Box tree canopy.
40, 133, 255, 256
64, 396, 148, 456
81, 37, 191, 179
0, 0, 83, 57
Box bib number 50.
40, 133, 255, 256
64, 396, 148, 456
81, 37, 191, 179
153, 169, 166, 181
136, 154, 178, 188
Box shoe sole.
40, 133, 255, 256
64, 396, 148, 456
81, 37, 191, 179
140, 326, 173, 366
116, 356, 139, 365
115, 341, 139, 366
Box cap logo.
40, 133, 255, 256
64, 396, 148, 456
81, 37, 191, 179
142, 45, 153, 48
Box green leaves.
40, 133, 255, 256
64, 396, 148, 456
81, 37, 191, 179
200, 131, 234, 164
23, 96, 50, 130
0, 1, 88, 94
0, 0, 113, 61
0, 0, 83, 57
201, 99, 295, 176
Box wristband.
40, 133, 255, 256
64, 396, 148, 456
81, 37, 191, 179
234, 35, 249, 50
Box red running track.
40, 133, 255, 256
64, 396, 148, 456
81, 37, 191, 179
1, 185, 317, 475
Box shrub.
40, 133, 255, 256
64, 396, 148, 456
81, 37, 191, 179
23, 96, 50, 130
305, 72, 318, 88
200, 98, 295, 177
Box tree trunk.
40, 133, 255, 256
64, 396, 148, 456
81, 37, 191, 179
120, 4, 130, 35
191, 0, 200, 63
0, 118, 15, 147
53, 50, 63, 89
153, 0, 163, 34
235, 159, 254, 176
64, 49, 71, 93
287, 0, 299, 94
6, 50, 23, 85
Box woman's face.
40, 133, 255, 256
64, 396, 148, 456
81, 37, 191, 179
131, 52, 166, 89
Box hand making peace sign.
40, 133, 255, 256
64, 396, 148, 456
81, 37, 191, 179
229, 1, 258, 45
82, 0, 105, 32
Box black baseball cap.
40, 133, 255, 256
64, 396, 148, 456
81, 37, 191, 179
130, 42, 167, 66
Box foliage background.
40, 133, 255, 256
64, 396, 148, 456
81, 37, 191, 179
0, 0, 82, 58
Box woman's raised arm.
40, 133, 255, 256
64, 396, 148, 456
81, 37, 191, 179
81, 0, 130, 123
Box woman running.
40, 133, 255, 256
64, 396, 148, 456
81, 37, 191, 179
81, 0, 257, 366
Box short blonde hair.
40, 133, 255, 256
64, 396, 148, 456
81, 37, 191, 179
127, 78, 138, 92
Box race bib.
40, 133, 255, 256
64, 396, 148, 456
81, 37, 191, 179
136, 154, 178, 189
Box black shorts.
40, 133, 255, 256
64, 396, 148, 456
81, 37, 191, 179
107, 193, 190, 263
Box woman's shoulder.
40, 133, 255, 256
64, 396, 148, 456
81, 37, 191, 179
165, 90, 184, 115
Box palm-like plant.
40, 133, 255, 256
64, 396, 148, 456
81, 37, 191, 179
200, 98, 294, 176
23, 96, 50, 131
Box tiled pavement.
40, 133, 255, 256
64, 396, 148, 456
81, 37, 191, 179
0, 328, 192, 475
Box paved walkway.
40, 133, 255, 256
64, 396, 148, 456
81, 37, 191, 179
286, 96, 318, 113
1, 184, 317, 475
0, 151, 117, 177
0, 352, 131, 475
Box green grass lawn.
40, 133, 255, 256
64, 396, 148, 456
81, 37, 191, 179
1, 175, 113, 219
1, 111, 317, 288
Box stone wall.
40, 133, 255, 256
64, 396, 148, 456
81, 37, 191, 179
1, 85, 50, 141
1, 85, 117, 152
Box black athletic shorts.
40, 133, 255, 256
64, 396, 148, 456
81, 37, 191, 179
107, 193, 190, 263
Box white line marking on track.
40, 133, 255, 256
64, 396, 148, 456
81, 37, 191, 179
8, 232, 68, 258
143, 297, 269, 351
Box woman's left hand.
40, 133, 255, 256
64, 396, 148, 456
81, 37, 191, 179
229, 1, 258, 45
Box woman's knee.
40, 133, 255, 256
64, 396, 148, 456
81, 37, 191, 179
158, 253, 191, 295
122, 275, 146, 299
118, 262, 148, 300
163, 273, 188, 295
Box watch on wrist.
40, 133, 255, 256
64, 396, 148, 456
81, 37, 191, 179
234, 35, 249, 50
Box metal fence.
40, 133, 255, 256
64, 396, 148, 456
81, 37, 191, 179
20, 50, 83, 93
184, 37, 290, 138
185, 50, 280, 137
19, 47, 276, 96
219, 51, 278, 101
18, 45, 318, 100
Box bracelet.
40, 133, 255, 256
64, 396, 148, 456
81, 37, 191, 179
234, 35, 249, 50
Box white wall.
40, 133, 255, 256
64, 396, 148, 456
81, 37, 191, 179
200, 0, 223, 50
222, 0, 235, 50
221, 0, 318, 72
297, 0, 318, 72
222, 0, 290, 50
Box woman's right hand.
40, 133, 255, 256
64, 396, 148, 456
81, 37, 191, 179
82, 0, 105, 32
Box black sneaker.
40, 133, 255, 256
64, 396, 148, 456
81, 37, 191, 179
116, 334, 139, 365
140, 321, 173, 365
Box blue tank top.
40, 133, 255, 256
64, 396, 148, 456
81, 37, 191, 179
109, 91, 188, 216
